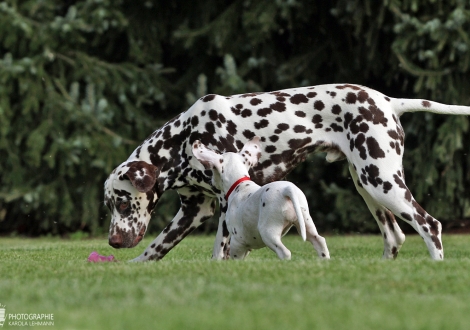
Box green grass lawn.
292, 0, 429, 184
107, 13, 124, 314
1, 234, 470, 330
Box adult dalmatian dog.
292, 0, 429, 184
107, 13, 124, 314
105, 83, 470, 261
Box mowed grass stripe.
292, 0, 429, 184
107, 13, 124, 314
1, 235, 469, 330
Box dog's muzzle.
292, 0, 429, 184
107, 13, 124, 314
109, 225, 146, 248
109, 234, 123, 248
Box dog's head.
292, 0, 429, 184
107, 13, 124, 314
105, 161, 159, 248
191, 136, 261, 193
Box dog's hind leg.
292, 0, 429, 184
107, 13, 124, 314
294, 207, 330, 259
389, 190, 443, 260
260, 226, 292, 260
348, 163, 406, 259
304, 219, 330, 259
350, 162, 443, 260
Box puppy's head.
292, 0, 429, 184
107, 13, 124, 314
191, 137, 261, 193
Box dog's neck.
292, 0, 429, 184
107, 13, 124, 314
224, 176, 251, 201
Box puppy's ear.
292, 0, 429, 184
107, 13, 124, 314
124, 161, 158, 193
191, 140, 222, 171
240, 136, 262, 168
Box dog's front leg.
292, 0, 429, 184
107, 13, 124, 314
131, 189, 216, 261
212, 198, 231, 260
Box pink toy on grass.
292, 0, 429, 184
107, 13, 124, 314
87, 251, 116, 262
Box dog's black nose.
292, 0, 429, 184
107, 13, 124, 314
109, 234, 122, 248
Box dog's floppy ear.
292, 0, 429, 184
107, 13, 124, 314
124, 161, 158, 193
240, 136, 262, 168
191, 140, 222, 170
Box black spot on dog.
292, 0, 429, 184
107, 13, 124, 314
401, 212, 412, 221
277, 123, 289, 131
314, 100, 325, 111
270, 102, 286, 112
353, 133, 367, 159
202, 94, 216, 102
336, 84, 362, 91
330, 123, 343, 132
241, 109, 252, 118
294, 125, 306, 133
366, 136, 385, 159
357, 90, 369, 103
364, 164, 381, 187
265, 145, 277, 153
243, 130, 256, 140
257, 107, 272, 117
209, 109, 218, 121
307, 92, 317, 98
290, 94, 309, 104
312, 114, 323, 124
344, 112, 353, 129
393, 174, 412, 201
426, 216, 440, 236
254, 119, 269, 129
331, 105, 342, 115
383, 181, 392, 193
431, 235, 442, 249
422, 100, 431, 108
345, 92, 357, 104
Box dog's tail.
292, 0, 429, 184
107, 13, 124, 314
392, 98, 470, 117
284, 185, 307, 241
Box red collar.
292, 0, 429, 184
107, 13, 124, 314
225, 176, 251, 201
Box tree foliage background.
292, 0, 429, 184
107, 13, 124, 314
1, 0, 470, 236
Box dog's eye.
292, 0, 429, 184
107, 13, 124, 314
119, 201, 129, 211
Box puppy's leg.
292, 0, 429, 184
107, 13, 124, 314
349, 163, 406, 259
302, 216, 330, 259
260, 225, 292, 260
229, 238, 250, 260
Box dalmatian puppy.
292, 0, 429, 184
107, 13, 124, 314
105, 83, 470, 262
191, 137, 330, 260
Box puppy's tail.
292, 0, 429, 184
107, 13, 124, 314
392, 98, 470, 117
284, 185, 307, 241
